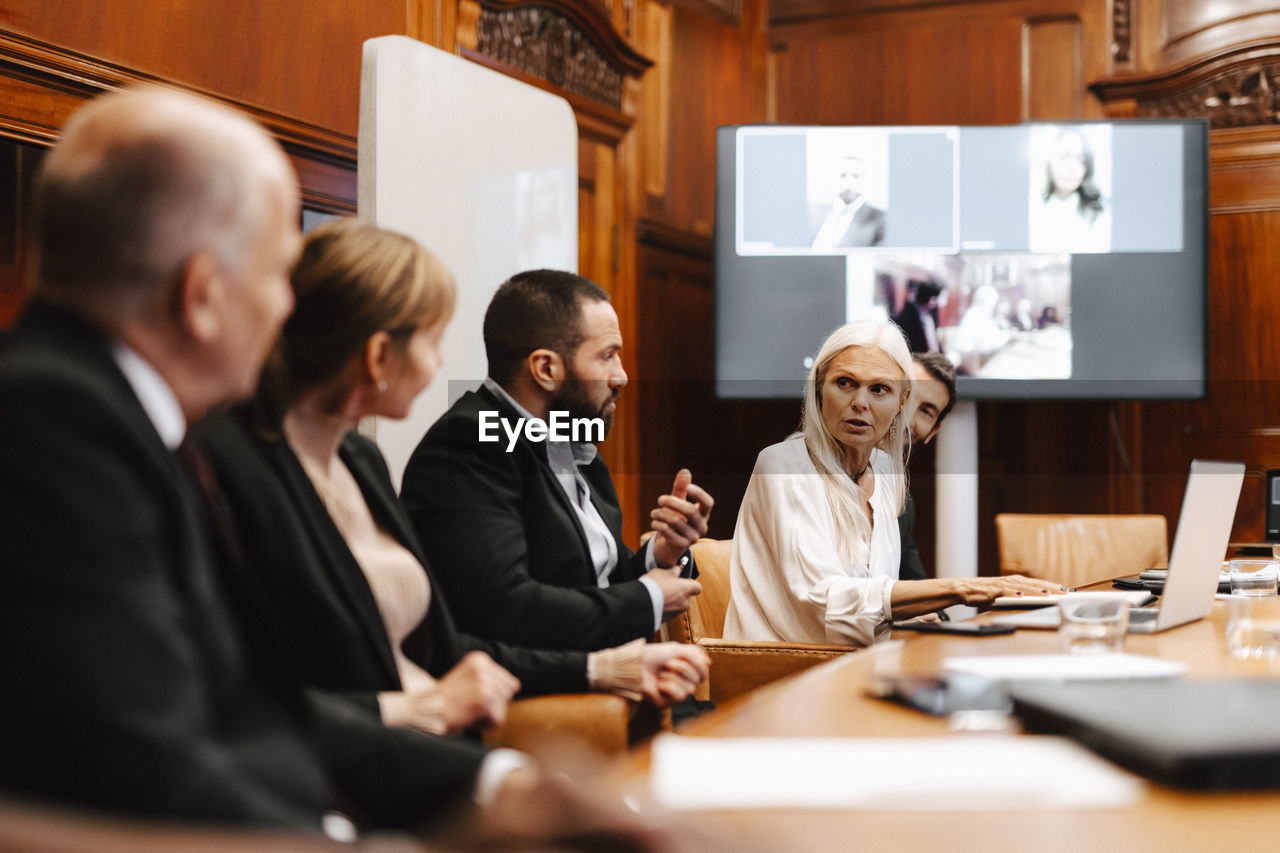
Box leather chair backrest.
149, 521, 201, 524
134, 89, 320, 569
667, 538, 733, 643
689, 538, 733, 639
995, 513, 1169, 589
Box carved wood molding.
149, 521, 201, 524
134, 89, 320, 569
468, 0, 652, 112
636, 217, 713, 263
0, 29, 356, 212
459, 45, 636, 144
667, 0, 743, 27
1112, 0, 1132, 65
1091, 39, 1280, 129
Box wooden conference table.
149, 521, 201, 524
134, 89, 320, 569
616, 600, 1280, 853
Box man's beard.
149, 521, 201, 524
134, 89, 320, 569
552, 372, 617, 438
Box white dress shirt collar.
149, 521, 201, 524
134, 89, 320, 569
111, 341, 186, 450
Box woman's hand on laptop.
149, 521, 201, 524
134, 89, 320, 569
957, 575, 1068, 605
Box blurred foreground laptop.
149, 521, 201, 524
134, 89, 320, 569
994, 459, 1244, 632
1011, 679, 1280, 789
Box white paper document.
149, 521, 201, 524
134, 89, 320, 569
940, 653, 1186, 681
649, 734, 1142, 811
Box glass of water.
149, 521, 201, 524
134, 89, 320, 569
1226, 595, 1280, 660
1228, 560, 1279, 597
1058, 597, 1129, 654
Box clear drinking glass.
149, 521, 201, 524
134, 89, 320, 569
1058, 598, 1129, 654
1227, 560, 1279, 598
1226, 595, 1280, 660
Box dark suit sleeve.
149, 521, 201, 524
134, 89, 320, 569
304, 691, 485, 829
897, 492, 928, 582
402, 414, 655, 651
430, 630, 590, 696
0, 376, 324, 829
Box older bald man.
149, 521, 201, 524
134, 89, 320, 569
0, 87, 502, 833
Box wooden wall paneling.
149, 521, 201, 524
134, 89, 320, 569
1159, 0, 1280, 69
0, 142, 40, 329
669, 0, 744, 26
1210, 128, 1280, 212
607, 130, 648, 549
0, 140, 15, 328
771, 16, 1028, 125
634, 221, 801, 540
770, 0, 1112, 124
0, 29, 361, 275
1024, 17, 1082, 119
408, 0, 459, 51
661, 0, 769, 232
636, 0, 672, 206
1174, 205, 1280, 543
634, 235, 717, 540
976, 399, 1125, 573
0, 0, 406, 137
1093, 40, 1280, 543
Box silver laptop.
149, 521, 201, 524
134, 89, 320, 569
994, 460, 1244, 633
1127, 459, 1244, 633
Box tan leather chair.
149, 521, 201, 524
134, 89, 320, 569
666, 539, 854, 705
484, 693, 635, 760
995, 513, 1169, 589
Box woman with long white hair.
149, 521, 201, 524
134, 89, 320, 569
724, 320, 1056, 645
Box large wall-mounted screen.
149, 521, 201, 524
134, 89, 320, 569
715, 121, 1208, 400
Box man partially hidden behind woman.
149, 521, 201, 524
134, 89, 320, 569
724, 321, 1060, 646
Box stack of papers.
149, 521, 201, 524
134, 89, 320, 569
940, 653, 1186, 681
648, 734, 1143, 810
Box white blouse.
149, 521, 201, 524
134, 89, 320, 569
723, 437, 902, 646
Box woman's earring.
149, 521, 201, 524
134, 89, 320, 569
377, 379, 388, 393
888, 421, 897, 440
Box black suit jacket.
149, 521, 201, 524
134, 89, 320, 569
897, 492, 927, 582
192, 410, 590, 707
402, 386, 657, 650
0, 303, 485, 830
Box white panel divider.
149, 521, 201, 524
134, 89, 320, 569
358, 36, 578, 487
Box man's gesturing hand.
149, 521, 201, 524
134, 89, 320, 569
651, 468, 714, 569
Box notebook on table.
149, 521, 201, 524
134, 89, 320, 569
1010, 679, 1280, 789
992, 459, 1245, 632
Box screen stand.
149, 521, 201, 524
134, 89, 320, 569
935, 401, 978, 621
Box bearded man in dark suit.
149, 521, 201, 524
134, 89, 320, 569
402, 270, 712, 651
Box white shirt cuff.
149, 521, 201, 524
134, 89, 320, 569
472, 748, 537, 808
642, 535, 658, 571
881, 577, 897, 625
638, 576, 663, 632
